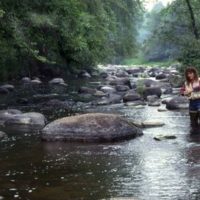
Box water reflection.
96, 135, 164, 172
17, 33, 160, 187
1, 79, 200, 199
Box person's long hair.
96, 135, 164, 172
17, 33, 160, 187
185, 67, 199, 85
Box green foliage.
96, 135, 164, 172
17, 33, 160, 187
0, 9, 5, 18
123, 57, 177, 67
0, 0, 142, 80
141, 0, 200, 71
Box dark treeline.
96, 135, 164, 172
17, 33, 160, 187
141, 0, 200, 71
0, 0, 142, 80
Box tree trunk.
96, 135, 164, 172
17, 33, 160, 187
185, 0, 199, 39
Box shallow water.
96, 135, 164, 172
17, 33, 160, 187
0, 78, 200, 200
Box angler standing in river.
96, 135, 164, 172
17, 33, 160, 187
181, 67, 200, 127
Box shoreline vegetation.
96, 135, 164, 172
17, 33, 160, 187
122, 57, 178, 67
1, 0, 200, 80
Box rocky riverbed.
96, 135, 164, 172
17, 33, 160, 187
0, 63, 189, 136
0, 64, 200, 200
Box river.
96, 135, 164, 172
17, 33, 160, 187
0, 72, 200, 200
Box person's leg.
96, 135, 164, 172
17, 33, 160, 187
189, 110, 199, 127
196, 100, 200, 126
189, 100, 199, 127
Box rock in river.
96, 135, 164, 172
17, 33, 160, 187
166, 96, 189, 110
42, 113, 143, 142
1, 112, 46, 133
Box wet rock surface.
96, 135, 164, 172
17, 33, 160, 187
42, 113, 143, 142
0, 110, 46, 133
166, 96, 189, 110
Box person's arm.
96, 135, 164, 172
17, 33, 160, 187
180, 82, 192, 96
180, 85, 185, 96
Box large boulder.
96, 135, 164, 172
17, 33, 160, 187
42, 113, 143, 142
166, 96, 189, 110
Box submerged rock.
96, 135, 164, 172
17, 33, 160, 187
154, 135, 177, 141
42, 113, 143, 142
142, 120, 165, 128
133, 120, 165, 128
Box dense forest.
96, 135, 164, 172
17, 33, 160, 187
141, 0, 200, 71
1, 0, 200, 80
0, 0, 142, 80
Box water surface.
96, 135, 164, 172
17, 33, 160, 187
0, 78, 200, 200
